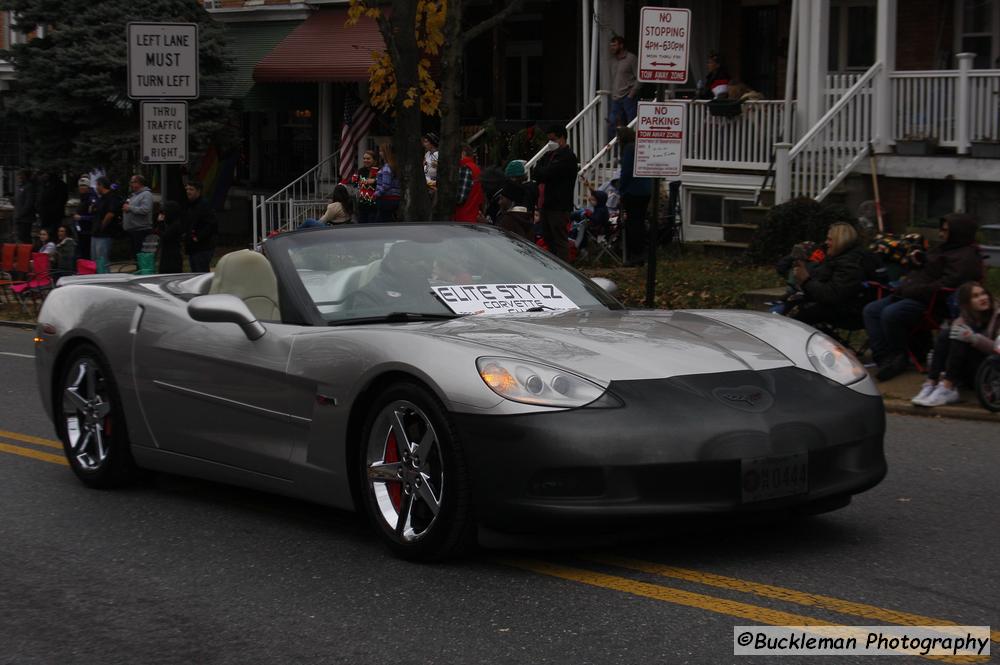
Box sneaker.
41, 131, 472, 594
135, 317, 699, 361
911, 381, 936, 405
921, 384, 960, 407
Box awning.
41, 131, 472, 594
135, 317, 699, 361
254, 10, 384, 83
203, 21, 298, 99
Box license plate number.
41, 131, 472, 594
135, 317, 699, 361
741, 453, 808, 503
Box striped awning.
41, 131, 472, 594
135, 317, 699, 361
254, 10, 384, 83
203, 21, 298, 99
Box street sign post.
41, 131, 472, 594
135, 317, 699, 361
637, 7, 690, 84
634, 102, 686, 178
140, 101, 188, 165
127, 22, 199, 99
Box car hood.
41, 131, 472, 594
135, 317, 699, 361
423, 309, 795, 381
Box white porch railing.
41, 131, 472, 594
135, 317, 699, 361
577, 117, 638, 209
891, 61, 1000, 148
252, 150, 340, 245
684, 100, 791, 169
777, 62, 882, 202
825, 72, 863, 110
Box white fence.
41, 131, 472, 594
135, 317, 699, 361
891, 60, 1000, 148
683, 100, 790, 170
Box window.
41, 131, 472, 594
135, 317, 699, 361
504, 42, 543, 121
956, 0, 999, 68
689, 191, 752, 227
828, 1, 876, 72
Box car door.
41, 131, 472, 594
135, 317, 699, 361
132, 304, 313, 477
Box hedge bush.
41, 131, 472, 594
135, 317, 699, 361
747, 197, 855, 265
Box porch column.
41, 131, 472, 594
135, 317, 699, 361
794, 0, 811, 135
874, 0, 897, 153
954, 181, 967, 212
956, 52, 975, 154
806, 0, 829, 129
775, 142, 792, 203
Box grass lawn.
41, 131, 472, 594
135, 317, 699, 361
578, 246, 784, 310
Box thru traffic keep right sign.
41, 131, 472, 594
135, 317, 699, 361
638, 7, 690, 84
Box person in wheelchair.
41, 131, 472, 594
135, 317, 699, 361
784, 222, 872, 330
863, 213, 982, 381
911, 282, 999, 407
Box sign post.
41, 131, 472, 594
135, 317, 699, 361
128, 22, 199, 205
637, 8, 690, 307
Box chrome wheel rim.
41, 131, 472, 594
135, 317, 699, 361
366, 400, 444, 543
62, 358, 113, 471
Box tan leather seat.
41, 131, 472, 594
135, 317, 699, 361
209, 249, 280, 321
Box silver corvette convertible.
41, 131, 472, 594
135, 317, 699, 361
35, 223, 886, 560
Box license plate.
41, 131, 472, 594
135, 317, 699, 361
741, 453, 808, 503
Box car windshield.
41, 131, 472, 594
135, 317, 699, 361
266, 223, 621, 325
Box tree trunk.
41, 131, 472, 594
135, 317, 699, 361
433, 0, 465, 221
385, 0, 431, 221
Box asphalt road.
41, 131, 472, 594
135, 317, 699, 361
0, 325, 997, 664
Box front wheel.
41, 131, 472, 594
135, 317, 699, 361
359, 382, 475, 561
56, 344, 139, 488
976, 356, 1000, 412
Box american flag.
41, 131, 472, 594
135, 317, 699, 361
339, 96, 376, 179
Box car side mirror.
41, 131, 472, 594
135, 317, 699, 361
187, 294, 266, 340
590, 277, 619, 296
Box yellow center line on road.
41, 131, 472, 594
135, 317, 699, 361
0, 429, 63, 450
0, 441, 67, 466
500, 559, 987, 663
586, 555, 1000, 645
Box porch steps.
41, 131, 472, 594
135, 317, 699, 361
721, 223, 758, 244
684, 240, 751, 258
742, 287, 787, 312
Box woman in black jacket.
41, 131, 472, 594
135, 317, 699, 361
790, 222, 868, 328
157, 201, 184, 273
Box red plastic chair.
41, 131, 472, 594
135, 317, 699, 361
0, 243, 33, 303
76, 259, 97, 275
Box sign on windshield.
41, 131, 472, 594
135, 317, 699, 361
431, 284, 580, 315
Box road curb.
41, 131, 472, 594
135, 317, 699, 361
882, 398, 1000, 423
0, 319, 35, 330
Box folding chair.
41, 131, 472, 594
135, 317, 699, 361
587, 215, 624, 265
906, 287, 957, 373
10, 252, 54, 313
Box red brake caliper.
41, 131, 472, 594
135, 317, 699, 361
384, 431, 402, 511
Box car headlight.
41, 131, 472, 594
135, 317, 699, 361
806, 333, 866, 385
476, 357, 609, 407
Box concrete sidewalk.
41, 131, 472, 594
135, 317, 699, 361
873, 367, 1000, 422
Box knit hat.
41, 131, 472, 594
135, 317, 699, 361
504, 160, 527, 177
78, 176, 90, 186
